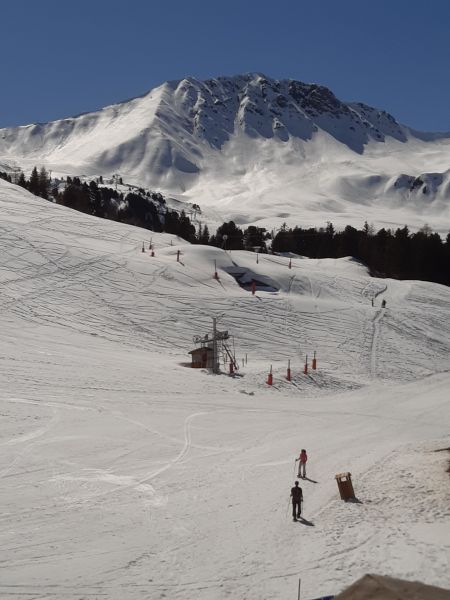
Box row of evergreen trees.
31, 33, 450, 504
1, 166, 54, 198
58, 179, 198, 241
0, 168, 197, 241
271, 222, 450, 286
206, 220, 450, 285
1, 169, 448, 286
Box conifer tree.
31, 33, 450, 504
199, 224, 210, 244
17, 172, 27, 189
29, 167, 40, 196
39, 167, 50, 199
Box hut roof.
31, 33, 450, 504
335, 574, 450, 600
188, 347, 213, 355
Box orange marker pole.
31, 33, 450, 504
312, 351, 317, 370
287, 359, 291, 382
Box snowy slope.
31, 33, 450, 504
1, 74, 450, 233
0, 179, 449, 599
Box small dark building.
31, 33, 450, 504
189, 346, 214, 368
334, 573, 450, 600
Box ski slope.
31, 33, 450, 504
0, 179, 449, 599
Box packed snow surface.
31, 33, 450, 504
1, 73, 450, 233
0, 179, 449, 599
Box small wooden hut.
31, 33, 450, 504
188, 346, 214, 369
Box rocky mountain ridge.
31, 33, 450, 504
1, 73, 449, 232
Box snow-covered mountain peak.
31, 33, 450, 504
155, 73, 407, 152
0, 73, 407, 160
1, 73, 450, 233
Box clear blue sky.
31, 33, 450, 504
2, 0, 450, 131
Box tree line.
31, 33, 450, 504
0, 168, 197, 241
1, 168, 448, 286
271, 222, 450, 286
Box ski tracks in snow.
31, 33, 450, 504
0, 401, 60, 480
139, 411, 207, 482
370, 307, 385, 378
0, 397, 210, 510
53, 411, 210, 507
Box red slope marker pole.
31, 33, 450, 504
267, 365, 273, 386
287, 359, 291, 381
312, 351, 317, 370
304, 355, 308, 375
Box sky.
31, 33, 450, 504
1, 0, 450, 131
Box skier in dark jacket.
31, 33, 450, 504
290, 481, 303, 521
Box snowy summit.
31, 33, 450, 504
1, 73, 450, 232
